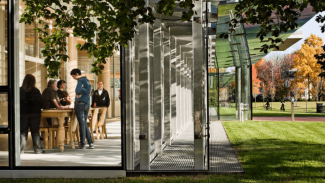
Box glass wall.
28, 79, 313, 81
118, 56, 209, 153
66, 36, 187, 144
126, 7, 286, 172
0, 134, 9, 167
0, 0, 9, 168
218, 69, 237, 120
110, 55, 121, 117
0, 93, 8, 128
0, 0, 8, 86
18, 1, 122, 167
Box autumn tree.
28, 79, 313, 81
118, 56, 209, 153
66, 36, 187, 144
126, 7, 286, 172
293, 34, 324, 110
310, 77, 325, 102
256, 57, 283, 102
252, 64, 261, 108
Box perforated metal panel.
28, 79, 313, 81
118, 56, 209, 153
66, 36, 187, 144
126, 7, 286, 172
150, 124, 194, 170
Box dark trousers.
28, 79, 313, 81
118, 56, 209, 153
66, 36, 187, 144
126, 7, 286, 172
281, 105, 285, 111
20, 113, 42, 153
75, 103, 93, 147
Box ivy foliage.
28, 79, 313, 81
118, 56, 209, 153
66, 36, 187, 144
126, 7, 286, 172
20, 0, 195, 78
220, 0, 325, 76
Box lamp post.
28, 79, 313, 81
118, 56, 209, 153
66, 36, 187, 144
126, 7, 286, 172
291, 97, 295, 121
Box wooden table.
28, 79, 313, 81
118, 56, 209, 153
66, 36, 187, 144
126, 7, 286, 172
41, 107, 107, 152
41, 109, 75, 152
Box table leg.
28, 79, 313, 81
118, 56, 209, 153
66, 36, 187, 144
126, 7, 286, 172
70, 111, 77, 149
99, 108, 107, 139
96, 122, 100, 140
91, 108, 99, 142
44, 130, 48, 149
57, 117, 65, 152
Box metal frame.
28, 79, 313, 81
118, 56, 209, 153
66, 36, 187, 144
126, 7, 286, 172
1, 0, 127, 170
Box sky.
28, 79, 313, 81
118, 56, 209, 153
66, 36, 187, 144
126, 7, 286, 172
264, 12, 325, 60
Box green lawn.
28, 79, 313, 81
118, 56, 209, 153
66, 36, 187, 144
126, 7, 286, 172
222, 121, 325, 182
252, 101, 325, 117
214, 101, 325, 117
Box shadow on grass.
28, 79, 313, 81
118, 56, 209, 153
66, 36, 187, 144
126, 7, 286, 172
228, 138, 325, 182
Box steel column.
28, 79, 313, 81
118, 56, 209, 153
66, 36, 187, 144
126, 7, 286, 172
236, 67, 241, 120
164, 28, 171, 146
139, 19, 153, 170
153, 19, 163, 155
176, 39, 181, 136
170, 37, 177, 142
126, 40, 135, 170
193, 0, 206, 170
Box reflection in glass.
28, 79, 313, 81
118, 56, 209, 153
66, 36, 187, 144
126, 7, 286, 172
0, 134, 8, 166
0, 93, 8, 128
0, 1, 8, 86
25, 19, 36, 57
218, 68, 237, 120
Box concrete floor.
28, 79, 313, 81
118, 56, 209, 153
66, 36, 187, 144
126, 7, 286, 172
20, 120, 122, 167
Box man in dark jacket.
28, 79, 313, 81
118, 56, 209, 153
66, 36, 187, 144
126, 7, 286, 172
91, 81, 110, 108
91, 81, 110, 136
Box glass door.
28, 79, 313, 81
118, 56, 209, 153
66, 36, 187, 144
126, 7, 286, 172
0, 0, 12, 168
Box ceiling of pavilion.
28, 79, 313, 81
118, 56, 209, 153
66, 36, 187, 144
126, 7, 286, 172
215, 2, 317, 69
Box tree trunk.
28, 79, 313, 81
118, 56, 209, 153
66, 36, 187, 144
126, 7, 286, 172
255, 96, 256, 108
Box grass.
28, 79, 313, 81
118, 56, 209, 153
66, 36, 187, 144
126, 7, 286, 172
222, 121, 325, 182
213, 101, 325, 117
4, 121, 325, 182
252, 101, 325, 117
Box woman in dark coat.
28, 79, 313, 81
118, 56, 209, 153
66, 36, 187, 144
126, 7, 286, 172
20, 74, 45, 154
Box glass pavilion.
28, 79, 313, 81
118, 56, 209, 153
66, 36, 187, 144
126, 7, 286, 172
0, 0, 316, 177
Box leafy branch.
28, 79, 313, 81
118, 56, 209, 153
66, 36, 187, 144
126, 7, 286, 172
20, 0, 195, 78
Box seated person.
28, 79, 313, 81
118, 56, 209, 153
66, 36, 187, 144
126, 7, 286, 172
57, 80, 71, 106
42, 80, 64, 125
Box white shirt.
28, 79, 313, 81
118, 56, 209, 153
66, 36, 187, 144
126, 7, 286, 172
98, 89, 103, 96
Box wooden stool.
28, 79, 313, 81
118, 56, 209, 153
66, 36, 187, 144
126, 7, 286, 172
88, 108, 99, 142
94, 107, 107, 140
39, 127, 48, 149
48, 126, 69, 149
49, 127, 57, 149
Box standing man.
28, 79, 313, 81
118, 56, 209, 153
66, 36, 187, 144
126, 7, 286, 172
70, 68, 94, 149
91, 81, 110, 108
91, 81, 110, 137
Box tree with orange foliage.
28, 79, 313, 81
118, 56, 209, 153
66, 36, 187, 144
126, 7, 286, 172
293, 34, 325, 110
252, 64, 261, 108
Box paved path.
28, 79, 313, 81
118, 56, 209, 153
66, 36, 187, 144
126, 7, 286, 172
209, 121, 244, 173
253, 116, 325, 122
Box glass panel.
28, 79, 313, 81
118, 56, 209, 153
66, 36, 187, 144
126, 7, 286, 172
0, 0, 8, 86
0, 93, 8, 128
25, 19, 36, 57
38, 21, 49, 59
0, 134, 8, 166
219, 68, 237, 120
114, 55, 120, 117
78, 50, 95, 90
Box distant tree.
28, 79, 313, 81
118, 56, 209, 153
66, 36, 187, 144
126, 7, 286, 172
290, 82, 306, 106
252, 64, 261, 108
293, 34, 324, 110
